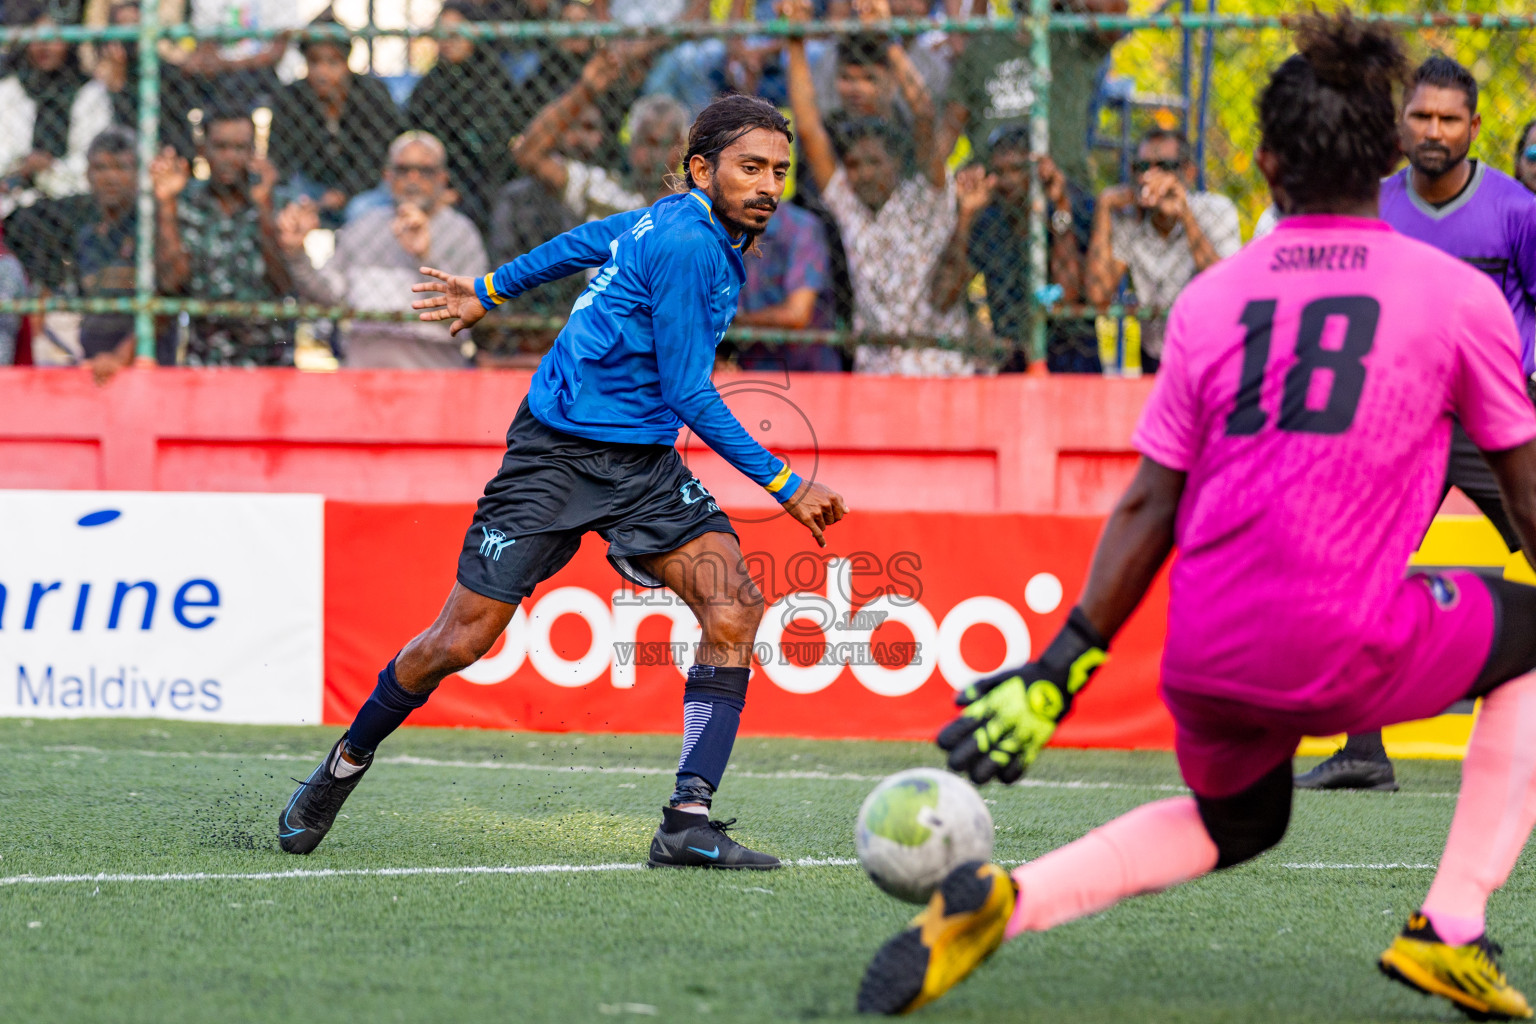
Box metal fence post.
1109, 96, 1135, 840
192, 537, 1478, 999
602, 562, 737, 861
1028, 0, 1052, 367
133, 0, 162, 364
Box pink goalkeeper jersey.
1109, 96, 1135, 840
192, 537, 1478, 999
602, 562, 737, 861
1133, 214, 1536, 709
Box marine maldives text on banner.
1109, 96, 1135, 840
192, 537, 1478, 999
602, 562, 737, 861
0, 491, 324, 724
324, 504, 1175, 747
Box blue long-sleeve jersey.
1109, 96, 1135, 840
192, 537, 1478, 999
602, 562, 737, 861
474, 189, 804, 503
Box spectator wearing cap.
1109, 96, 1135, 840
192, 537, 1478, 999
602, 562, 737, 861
930, 125, 1095, 373
269, 9, 405, 225
1085, 127, 1240, 371
151, 105, 293, 367
784, 0, 972, 375
277, 131, 487, 369
406, 0, 521, 230
940, 0, 1126, 189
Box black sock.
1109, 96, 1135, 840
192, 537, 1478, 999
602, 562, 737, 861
347, 657, 430, 754
670, 665, 749, 805
1341, 730, 1388, 761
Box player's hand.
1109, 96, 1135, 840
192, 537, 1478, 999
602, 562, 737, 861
411, 266, 487, 336
783, 479, 848, 548
937, 610, 1107, 784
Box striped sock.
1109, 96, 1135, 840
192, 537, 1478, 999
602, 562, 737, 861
670, 665, 748, 806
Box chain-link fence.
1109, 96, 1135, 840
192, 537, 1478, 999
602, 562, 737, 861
0, 2, 1533, 376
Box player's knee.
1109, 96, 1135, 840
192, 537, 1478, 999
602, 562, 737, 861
1196, 761, 1293, 870
701, 596, 763, 645
421, 623, 497, 676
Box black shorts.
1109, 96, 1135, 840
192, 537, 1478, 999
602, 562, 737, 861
456, 399, 737, 605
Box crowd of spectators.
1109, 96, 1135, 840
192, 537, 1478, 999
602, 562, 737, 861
0, 0, 1457, 380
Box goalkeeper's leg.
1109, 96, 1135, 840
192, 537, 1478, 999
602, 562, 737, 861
858, 762, 1291, 1014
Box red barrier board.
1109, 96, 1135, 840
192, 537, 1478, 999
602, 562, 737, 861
324, 503, 1175, 748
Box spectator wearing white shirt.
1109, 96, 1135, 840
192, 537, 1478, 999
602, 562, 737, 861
784, 0, 973, 376
1085, 128, 1241, 371
0, 6, 114, 217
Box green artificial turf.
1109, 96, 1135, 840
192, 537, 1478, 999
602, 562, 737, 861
1, 718, 1530, 1023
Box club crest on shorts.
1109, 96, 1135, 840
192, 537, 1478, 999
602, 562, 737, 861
478, 526, 516, 561
1425, 573, 1460, 610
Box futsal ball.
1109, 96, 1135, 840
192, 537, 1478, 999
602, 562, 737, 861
855, 768, 994, 904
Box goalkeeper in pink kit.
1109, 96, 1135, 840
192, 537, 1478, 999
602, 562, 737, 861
859, 14, 1536, 1020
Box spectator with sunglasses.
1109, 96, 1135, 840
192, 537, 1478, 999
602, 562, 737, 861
1085, 127, 1240, 371
1515, 120, 1536, 195
276, 131, 487, 369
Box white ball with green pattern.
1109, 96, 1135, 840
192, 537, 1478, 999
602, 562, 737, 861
855, 768, 995, 904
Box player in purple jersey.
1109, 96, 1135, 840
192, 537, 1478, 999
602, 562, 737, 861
857, 16, 1536, 1019
1300, 56, 1536, 792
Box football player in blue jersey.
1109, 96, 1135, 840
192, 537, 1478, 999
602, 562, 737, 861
278, 95, 847, 869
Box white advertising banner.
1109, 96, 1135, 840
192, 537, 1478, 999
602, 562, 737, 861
0, 491, 323, 724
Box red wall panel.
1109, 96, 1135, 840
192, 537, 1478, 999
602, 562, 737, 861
0, 368, 1156, 514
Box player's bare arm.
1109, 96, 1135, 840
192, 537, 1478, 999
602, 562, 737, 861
1485, 438, 1536, 559
411, 266, 486, 336
1076, 456, 1185, 639
938, 456, 1182, 784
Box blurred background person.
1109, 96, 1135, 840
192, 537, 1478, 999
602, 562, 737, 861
407, 0, 521, 231
514, 51, 688, 222
152, 104, 293, 367
269, 9, 405, 226
1085, 127, 1240, 372
1514, 118, 1536, 195
930, 127, 1094, 373
476, 103, 606, 367
0, 2, 114, 217
784, 0, 972, 375
278, 131, 486, 369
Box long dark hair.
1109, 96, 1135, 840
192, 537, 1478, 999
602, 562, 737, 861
682, 94, 793, 191
1258, 11, 1407, 211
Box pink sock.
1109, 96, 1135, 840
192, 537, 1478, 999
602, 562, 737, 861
1006, 797, 1219, 940
1422, 672, 1536, 945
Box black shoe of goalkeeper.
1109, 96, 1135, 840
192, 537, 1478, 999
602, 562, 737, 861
278, 733, 372, 854
647, 809, 781, 870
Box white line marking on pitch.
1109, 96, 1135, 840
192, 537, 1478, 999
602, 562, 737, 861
28, 745, 1464, 797
33, 745, 1194, 792
0, 858, 860, 887
0, 858, 1436, 888
1278, 862, 1436, 870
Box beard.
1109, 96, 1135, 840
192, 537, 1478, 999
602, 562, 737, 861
1409, 141, 1468, 178
710, 186, 776, 247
